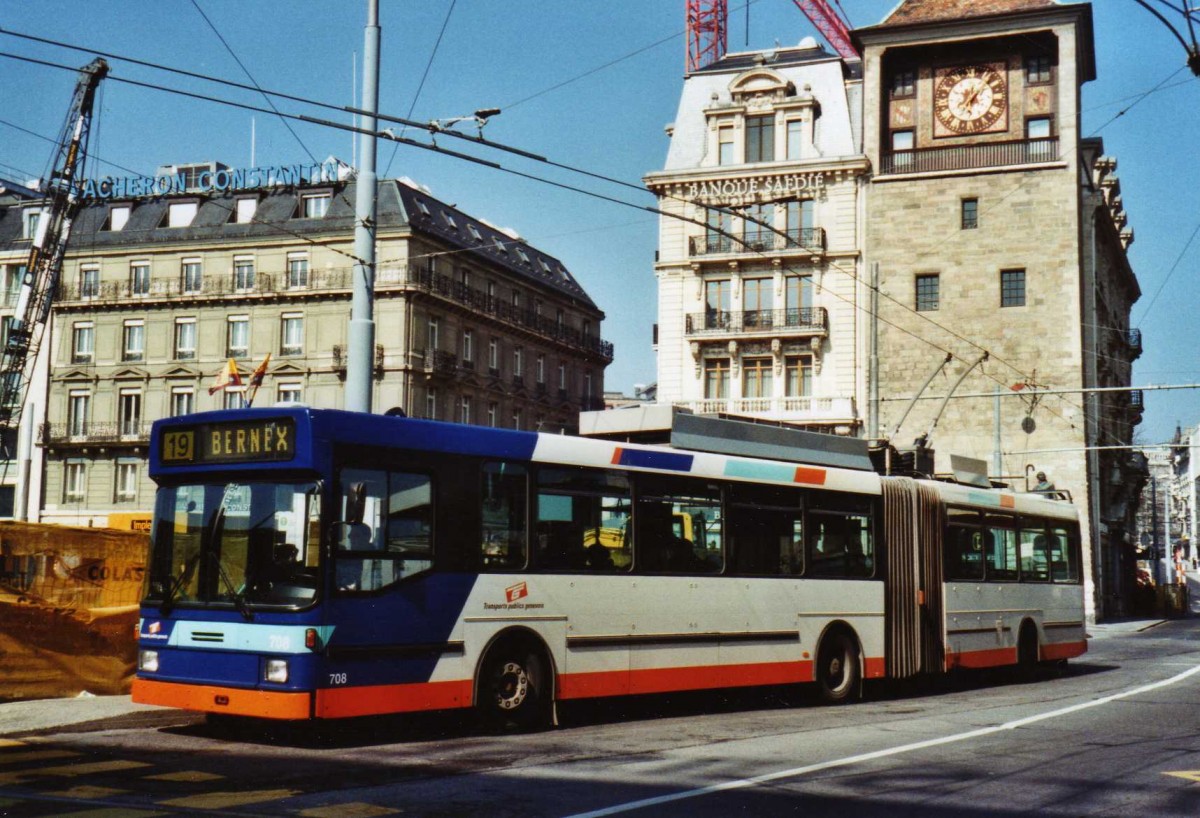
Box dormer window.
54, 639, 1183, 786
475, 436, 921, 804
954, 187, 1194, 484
745, 115, 774, 163
105, 204, 131, 232
467, 224, 482, 241
515, 247, 531, 265
164, 200, 198, 228
492, 237, 507, 253
301, 192, 330, 218
442, 211, 458, 230
234, 196, 258, 223
415, 199, 430, 216
22, 208, 43, 240
718, 125, 735, 165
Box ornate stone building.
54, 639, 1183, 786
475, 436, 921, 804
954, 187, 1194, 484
644, 39, 870, 433
0, 171, 611, 526
855, 0, 1143, 618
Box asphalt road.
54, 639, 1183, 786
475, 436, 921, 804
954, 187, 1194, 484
2, 619, 1199, 817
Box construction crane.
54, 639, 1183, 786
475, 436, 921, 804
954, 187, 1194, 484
0, 57, 108, 430
685, 0, 858, 71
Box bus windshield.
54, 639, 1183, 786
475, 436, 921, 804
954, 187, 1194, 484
145, 480, 322, 611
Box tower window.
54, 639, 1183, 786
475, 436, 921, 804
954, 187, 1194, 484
961, 198, 979, 230
1026, 55, 1053, 84
1001, 269, 1026, 308
915, 274, 940, 312
891, 70, 916, 98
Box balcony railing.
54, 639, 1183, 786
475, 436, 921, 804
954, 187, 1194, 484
689, 227, 826, 257
1129, 389, 1144, 413
881, 137, 1060, 175
55, 264, 615, 362
686, 307, 827, 336
41, 422, 153, 446
422, 348, 458, 376
1127, 328, 1143, 360
673, 396, 856, 421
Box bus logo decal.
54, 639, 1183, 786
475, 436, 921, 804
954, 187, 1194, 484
506, 582, 528, 603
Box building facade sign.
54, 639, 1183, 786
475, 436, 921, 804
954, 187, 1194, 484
684, 172, 825, 205
81, 160, 342, 200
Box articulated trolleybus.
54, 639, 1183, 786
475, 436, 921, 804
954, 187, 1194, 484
133, 407, 1086, 727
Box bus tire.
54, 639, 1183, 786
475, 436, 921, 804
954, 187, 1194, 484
816, 629, 861, 705
477, 639, 552, 731
1017, 621, 1039, 679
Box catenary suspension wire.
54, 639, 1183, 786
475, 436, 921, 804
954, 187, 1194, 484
382, 0, 456, 178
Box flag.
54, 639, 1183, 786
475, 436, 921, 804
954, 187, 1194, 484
245, 353, 271, 407
208, 358, 243, 395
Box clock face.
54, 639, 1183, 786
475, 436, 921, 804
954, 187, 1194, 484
934, 63, 1008, 136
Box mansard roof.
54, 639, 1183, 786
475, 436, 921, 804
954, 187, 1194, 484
880, 0, 1060, 26
0, 176, 600, 312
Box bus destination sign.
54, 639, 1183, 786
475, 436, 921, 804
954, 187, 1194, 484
162, 418, 296, 465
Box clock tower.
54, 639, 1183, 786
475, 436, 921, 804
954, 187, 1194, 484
855, 1, 1143, 620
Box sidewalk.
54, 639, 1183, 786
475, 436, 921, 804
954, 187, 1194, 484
1088, 618, 1167, 639
0, 693, 170, 737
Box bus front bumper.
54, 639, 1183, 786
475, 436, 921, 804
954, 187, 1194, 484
132, 678, 312, 720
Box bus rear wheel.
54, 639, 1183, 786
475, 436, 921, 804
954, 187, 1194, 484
816, 631, 861, 704
477, 642, 551, 731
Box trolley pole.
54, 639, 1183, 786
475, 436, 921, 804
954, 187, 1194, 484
346, 0, 380, 414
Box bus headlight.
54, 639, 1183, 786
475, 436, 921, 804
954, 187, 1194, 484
139, 650, 159, 673
264, 659, 289, 684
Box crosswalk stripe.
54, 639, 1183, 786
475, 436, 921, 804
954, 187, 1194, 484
159, 788, 298, 809
29, 760, 151, 777
300, 803, 400, 817
0, 749, 79, 765
143, 770, 224, 782
49, 810, 167, 818
38, 784, 128, 799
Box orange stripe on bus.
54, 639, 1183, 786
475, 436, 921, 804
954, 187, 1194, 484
558, 659, 815, 700
132, 678, 311, 720
1040, 640, 1087, 661
611, 447, 624, 465
1000, 495, 1015, 508
794, 466, 827, 485
864, 657, 886, 679
946, 647, 1017, 670
314, 679, 473, 719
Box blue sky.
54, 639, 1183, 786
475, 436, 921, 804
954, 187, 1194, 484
1, 1, 1196, 443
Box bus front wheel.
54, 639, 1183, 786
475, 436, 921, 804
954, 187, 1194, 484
477, 642, 551, 730
816, 630, 861, 705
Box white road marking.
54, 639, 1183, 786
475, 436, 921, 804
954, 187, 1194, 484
567, 664, 1200, 817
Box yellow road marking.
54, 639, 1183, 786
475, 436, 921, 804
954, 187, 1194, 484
144, 769, 225, 782
0, 749, 80, 765
0, 739, 26, 748
53, 810, 167, 818
41, 784, 128, 799
31, 760, 151, 777
159, 788, 298, 809
300, 803, 400, 817
1164, 770, 1200, 783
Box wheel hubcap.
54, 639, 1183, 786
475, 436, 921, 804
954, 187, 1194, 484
496, 661, 529, 711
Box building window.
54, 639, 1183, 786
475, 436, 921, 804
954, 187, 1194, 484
557, 362, 566, 391
302, 193, 331, 218
227, 316, 249, 358
115, 461, 138, 502
786, 275, 813, 315
891, 69, 916, 98
287, 253, 309, 288
742, 203, 774, 250
704, 359, 730, 400
68, 391, 90, 437
233, 256, 255, 290
170, 387, 194, 417
130, 262, 151, 296
23, 209, 43, 240
1001, 269, 1026, 307
64, 461, 86, 503
583, 372, 593, 401
80, 265, 100, 298
488, 338, 499, 372
277, 382, 302, 404
106, 205, 131, 232
743, 357, 773, 399
743, 278, 773, 327
1026, 55, 1053, 84
281, 313, 304, 355
427, 317, 439, 351
72, 322, 94, 364
512, 409, 523, 430
1027, 117, 1052, 140
122, 320, 145, 362
705, 279, 731, 329
961, 198, 979, 230
513, 346, 523, 377
119, 389, 142, 437
223, 387, 246, 410
166, 201, 198, 228
174, 318, 196, 360
786, 200, 814, 246
892, 129, 914, 152
718, 125, 735, 165
459, 395, 472, 425
536, 353, 545, 384
462, 329, 474, 363
426, 388, 438, 420
181, 259, 202, 294
235, 197, 257, 223
786, 119, 805, 160
745, 114, 774, 163
3, 264, 23, 307
916, 274, 940, 311
706, 207, 733, 253
785, 356, 813, 397
487, 402, 499, 428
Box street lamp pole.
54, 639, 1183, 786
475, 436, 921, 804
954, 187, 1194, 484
346, 0, 379, 414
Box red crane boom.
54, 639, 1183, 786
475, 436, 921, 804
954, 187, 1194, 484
684, 0, 859, 72
791, 0, 859, 60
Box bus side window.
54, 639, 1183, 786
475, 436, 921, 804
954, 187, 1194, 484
1049, 526, 1078, 582
481, 462, 527, 570
728, 484, 803, 576
986, 515, 1019, 581
535, 466, 630, 573
334, 468, 432, 592
634, 475, 721, 575
1019, 525, 1050, 582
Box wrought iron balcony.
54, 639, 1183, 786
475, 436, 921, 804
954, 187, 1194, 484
689, 227, 825, 257
40, 422, 153, 447
422, 348, 458, 376
1127, 328, 1143, 360
1128, 389, 1144, 414
685, 306, 827, 336
881, 137, 1060, 175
